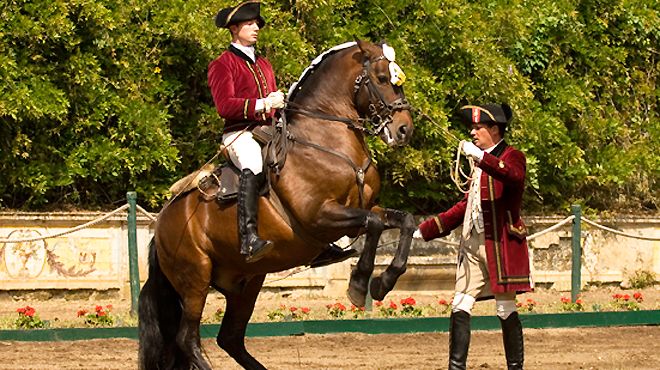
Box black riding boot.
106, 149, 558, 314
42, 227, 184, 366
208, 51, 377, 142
238, 169, 273, 262
448, 310, 471, 370
499, 312, 524, 370
309, 243, 358, 268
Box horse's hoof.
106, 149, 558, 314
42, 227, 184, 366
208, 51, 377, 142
369, 277, 386, 301
346, 285, 366, 307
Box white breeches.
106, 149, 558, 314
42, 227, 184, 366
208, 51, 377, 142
222, 131, 264, 175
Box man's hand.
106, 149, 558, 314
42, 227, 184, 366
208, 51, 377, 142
413, 229, 423, 240
265, 91, 285, 109
461, 141, 484, 161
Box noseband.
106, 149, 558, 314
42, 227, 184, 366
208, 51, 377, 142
353, 56, 411, 136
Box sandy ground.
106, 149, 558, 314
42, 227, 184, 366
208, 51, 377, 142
0, 326, 659, 369
0, 286, 658, 369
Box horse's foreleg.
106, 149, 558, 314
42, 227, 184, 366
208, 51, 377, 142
217, 275, 266, 370
347, 212, 384, 307
368, 207, 415, 301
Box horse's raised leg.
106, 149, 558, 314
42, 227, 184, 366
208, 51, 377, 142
368, 207, 415, 301
216, 275, 267, 370
347, 212, 384, 307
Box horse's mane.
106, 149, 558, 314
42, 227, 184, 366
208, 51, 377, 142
286, 41, 357, 102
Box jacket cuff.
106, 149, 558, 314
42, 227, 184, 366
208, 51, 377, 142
419, 216, 443, 241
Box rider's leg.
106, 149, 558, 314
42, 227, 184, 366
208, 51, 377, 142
224, 131, 273, 262
449, 292, 475, 370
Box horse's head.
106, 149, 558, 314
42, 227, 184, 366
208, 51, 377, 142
354, 40, 414, 146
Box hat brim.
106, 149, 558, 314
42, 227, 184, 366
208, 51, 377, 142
215, 2, 266, 29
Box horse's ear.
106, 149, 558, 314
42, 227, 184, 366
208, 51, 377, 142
355, 39, 372, 59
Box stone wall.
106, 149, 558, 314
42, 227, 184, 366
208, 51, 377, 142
0, 212, 657, 297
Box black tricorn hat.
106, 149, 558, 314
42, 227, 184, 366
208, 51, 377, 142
458, 103, 513, 126
215, 1, 266, 29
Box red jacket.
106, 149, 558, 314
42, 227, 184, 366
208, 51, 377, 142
208, 45, 278, 133
419, 142, 532, 294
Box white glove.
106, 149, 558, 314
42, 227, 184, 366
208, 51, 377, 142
461, 141, 484, 161
265, 91, 285, 109
412, 229, 423, 240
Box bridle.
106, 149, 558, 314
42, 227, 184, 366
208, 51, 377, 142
352, 55, 410, 136
284, 51, 411, 136
277, 46, 411, 208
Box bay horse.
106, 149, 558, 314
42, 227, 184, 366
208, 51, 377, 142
138, 39, 415, 370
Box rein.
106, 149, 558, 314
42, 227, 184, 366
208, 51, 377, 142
412, 107, 476, 193
277, 51, 411, 208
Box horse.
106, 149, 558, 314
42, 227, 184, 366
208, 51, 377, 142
138, 39, 415, 370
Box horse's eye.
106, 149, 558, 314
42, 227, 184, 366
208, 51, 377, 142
377, 75, 389, 84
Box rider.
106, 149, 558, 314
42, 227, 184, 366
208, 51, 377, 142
208, 1, 356, 265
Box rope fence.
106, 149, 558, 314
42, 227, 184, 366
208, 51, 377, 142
1, 201, 658, 301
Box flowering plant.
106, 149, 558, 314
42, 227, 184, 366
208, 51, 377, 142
516, 298, 537, 313
15, 306, 46, 329
289, 306, 311, 320
559, 296, 584, 312
326, 302, 347, 319
77, 305, 114, 327
437, 298, 451, 315
213, 307, 225, 321
611, 292, 642, 311
350, 304, 366, 319
400, 297, 423, 317
377, 301, 399, 317
266, 304, 287, 321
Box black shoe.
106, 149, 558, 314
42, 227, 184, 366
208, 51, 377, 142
238, 169, 273, 263
500, 312, 524, 370
309, 243, 358, 268
244, 235, 274, 263
449, 310, 471, 370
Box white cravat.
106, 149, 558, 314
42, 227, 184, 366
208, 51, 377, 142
231, 42, 256, 63
461, 140, 503, 239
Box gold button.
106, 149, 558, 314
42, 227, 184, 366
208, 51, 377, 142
498, 161, 505, 168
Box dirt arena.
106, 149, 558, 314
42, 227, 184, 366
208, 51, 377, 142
1, 325, 658, 369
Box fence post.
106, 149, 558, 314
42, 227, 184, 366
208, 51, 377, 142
571, 204, 582, 303
127, 191, 140, 316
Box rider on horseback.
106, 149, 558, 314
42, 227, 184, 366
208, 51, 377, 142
208, 1, 356, 265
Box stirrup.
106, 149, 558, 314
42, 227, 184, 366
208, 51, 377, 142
309, 244, 358, 268
244, 236, 274, 263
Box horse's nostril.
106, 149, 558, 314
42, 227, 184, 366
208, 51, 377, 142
398, 125, 408, 139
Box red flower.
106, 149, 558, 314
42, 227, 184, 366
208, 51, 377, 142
633, 292, 643, 302
105, 304, 113, 310
95, 305, 103, 313
289, 306, 298, 312
560, 297, 570, 303
575, 299, 583, 305
17, 306, 35, 317
336, 303, 346, 311
438, 299, 448, 305
97, 311, 106, 317
374, 301, 383, 307
301, 307, 310, 314
389, 301, 398, 310
77, 309, 88, 317
516, 302, 523, 308
401, 297, 416, 306
622, 294, 630, 301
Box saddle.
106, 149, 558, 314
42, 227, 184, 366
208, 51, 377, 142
172, 122, 292, 203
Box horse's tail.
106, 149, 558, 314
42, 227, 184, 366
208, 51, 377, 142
138, 238, 184, 370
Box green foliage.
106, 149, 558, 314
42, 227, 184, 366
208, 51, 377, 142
627, 269, 657, 289
0, 0, 657, 213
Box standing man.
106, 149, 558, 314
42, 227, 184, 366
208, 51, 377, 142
208, 1, 356, 266
414, 103, 531, 370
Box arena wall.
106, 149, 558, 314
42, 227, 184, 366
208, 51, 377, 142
0, 212, 657, 297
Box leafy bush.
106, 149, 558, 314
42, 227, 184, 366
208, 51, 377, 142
1, 0, 657, 213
